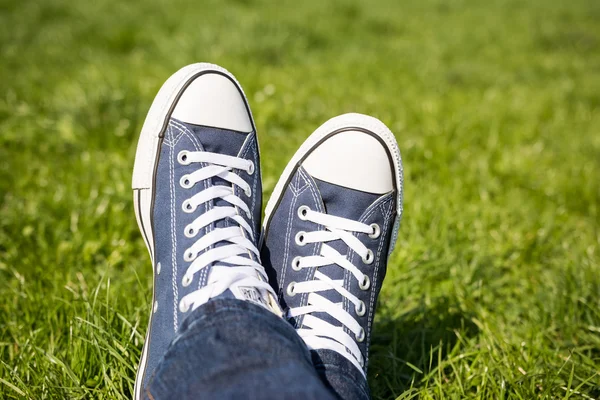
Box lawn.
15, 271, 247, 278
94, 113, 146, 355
1, 0, 599, 398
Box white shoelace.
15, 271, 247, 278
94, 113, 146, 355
176, 149, 277, 314
287, 205, 381, 374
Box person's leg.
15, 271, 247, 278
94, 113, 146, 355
261, 114, 404, 400
132, 64, 333, 399
143, 299, 336, 400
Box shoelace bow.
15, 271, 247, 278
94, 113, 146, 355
287, 206, 380, 373
176, 150, 276, 313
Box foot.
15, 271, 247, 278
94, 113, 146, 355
261, 113, 403, 388
132, 63, 281, 399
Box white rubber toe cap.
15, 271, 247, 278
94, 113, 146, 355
302, 130, 394, 194
172, 73, 253, 132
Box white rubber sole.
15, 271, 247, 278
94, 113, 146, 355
131, 63, 255, 400
262, 113, 404, 252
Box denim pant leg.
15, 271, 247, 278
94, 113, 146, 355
311, 350, 371, 400
143, 299, 337, 400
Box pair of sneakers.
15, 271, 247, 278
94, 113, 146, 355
131, 63, 404, 399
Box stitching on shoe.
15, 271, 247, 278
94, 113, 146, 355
296, 168, 324, 329
293, 166, 310, 194
344, 198, 379, 339
296, 169, 327, 328
169, 119, 202, 149
365, 197, 393, 366
168, 121, 212, 289
167, 126, 179, 332
169, 123, 186, 146
237, 134, 259, 239
279, 185, 298, 301
361, 192, 394, 222
249, 137, 259, 236
235, 134, 259, 261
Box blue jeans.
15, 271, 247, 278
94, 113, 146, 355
143, 299, 370, 400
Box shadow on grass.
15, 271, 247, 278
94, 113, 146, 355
368, 297, 479, 399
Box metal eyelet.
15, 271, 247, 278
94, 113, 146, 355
287, 282, 297, 296
156, 262, 161, 275
362, 249, 374, 265
182, 200, 195, 213
184, 225, 196, 238
356, 328, 365, 342
245, 187, 252, 197
182, 274, 193, 287
179, 299, 190, 313
180, 175, 193, 189
177, 151, 191, 165
291, 256, 302, 271
359, 275, 371, 290
355, 300, 366, 317
295, 231, 307, 246
247, 162, 255, 175
368, 223, 380, 239
184, 251, 195, 262
297, 205, 310, 220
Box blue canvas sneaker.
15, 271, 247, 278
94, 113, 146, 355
261, 113, 403, 397
132, 63, 281, 399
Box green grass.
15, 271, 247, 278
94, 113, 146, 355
1, 0, 599, 398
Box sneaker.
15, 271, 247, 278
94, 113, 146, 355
132, 63, 281, 399
261, 113, 403, 392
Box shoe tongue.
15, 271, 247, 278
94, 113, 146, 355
314, 177, 380, 220
309, 177, 379, 328
175, 119, 248, 156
